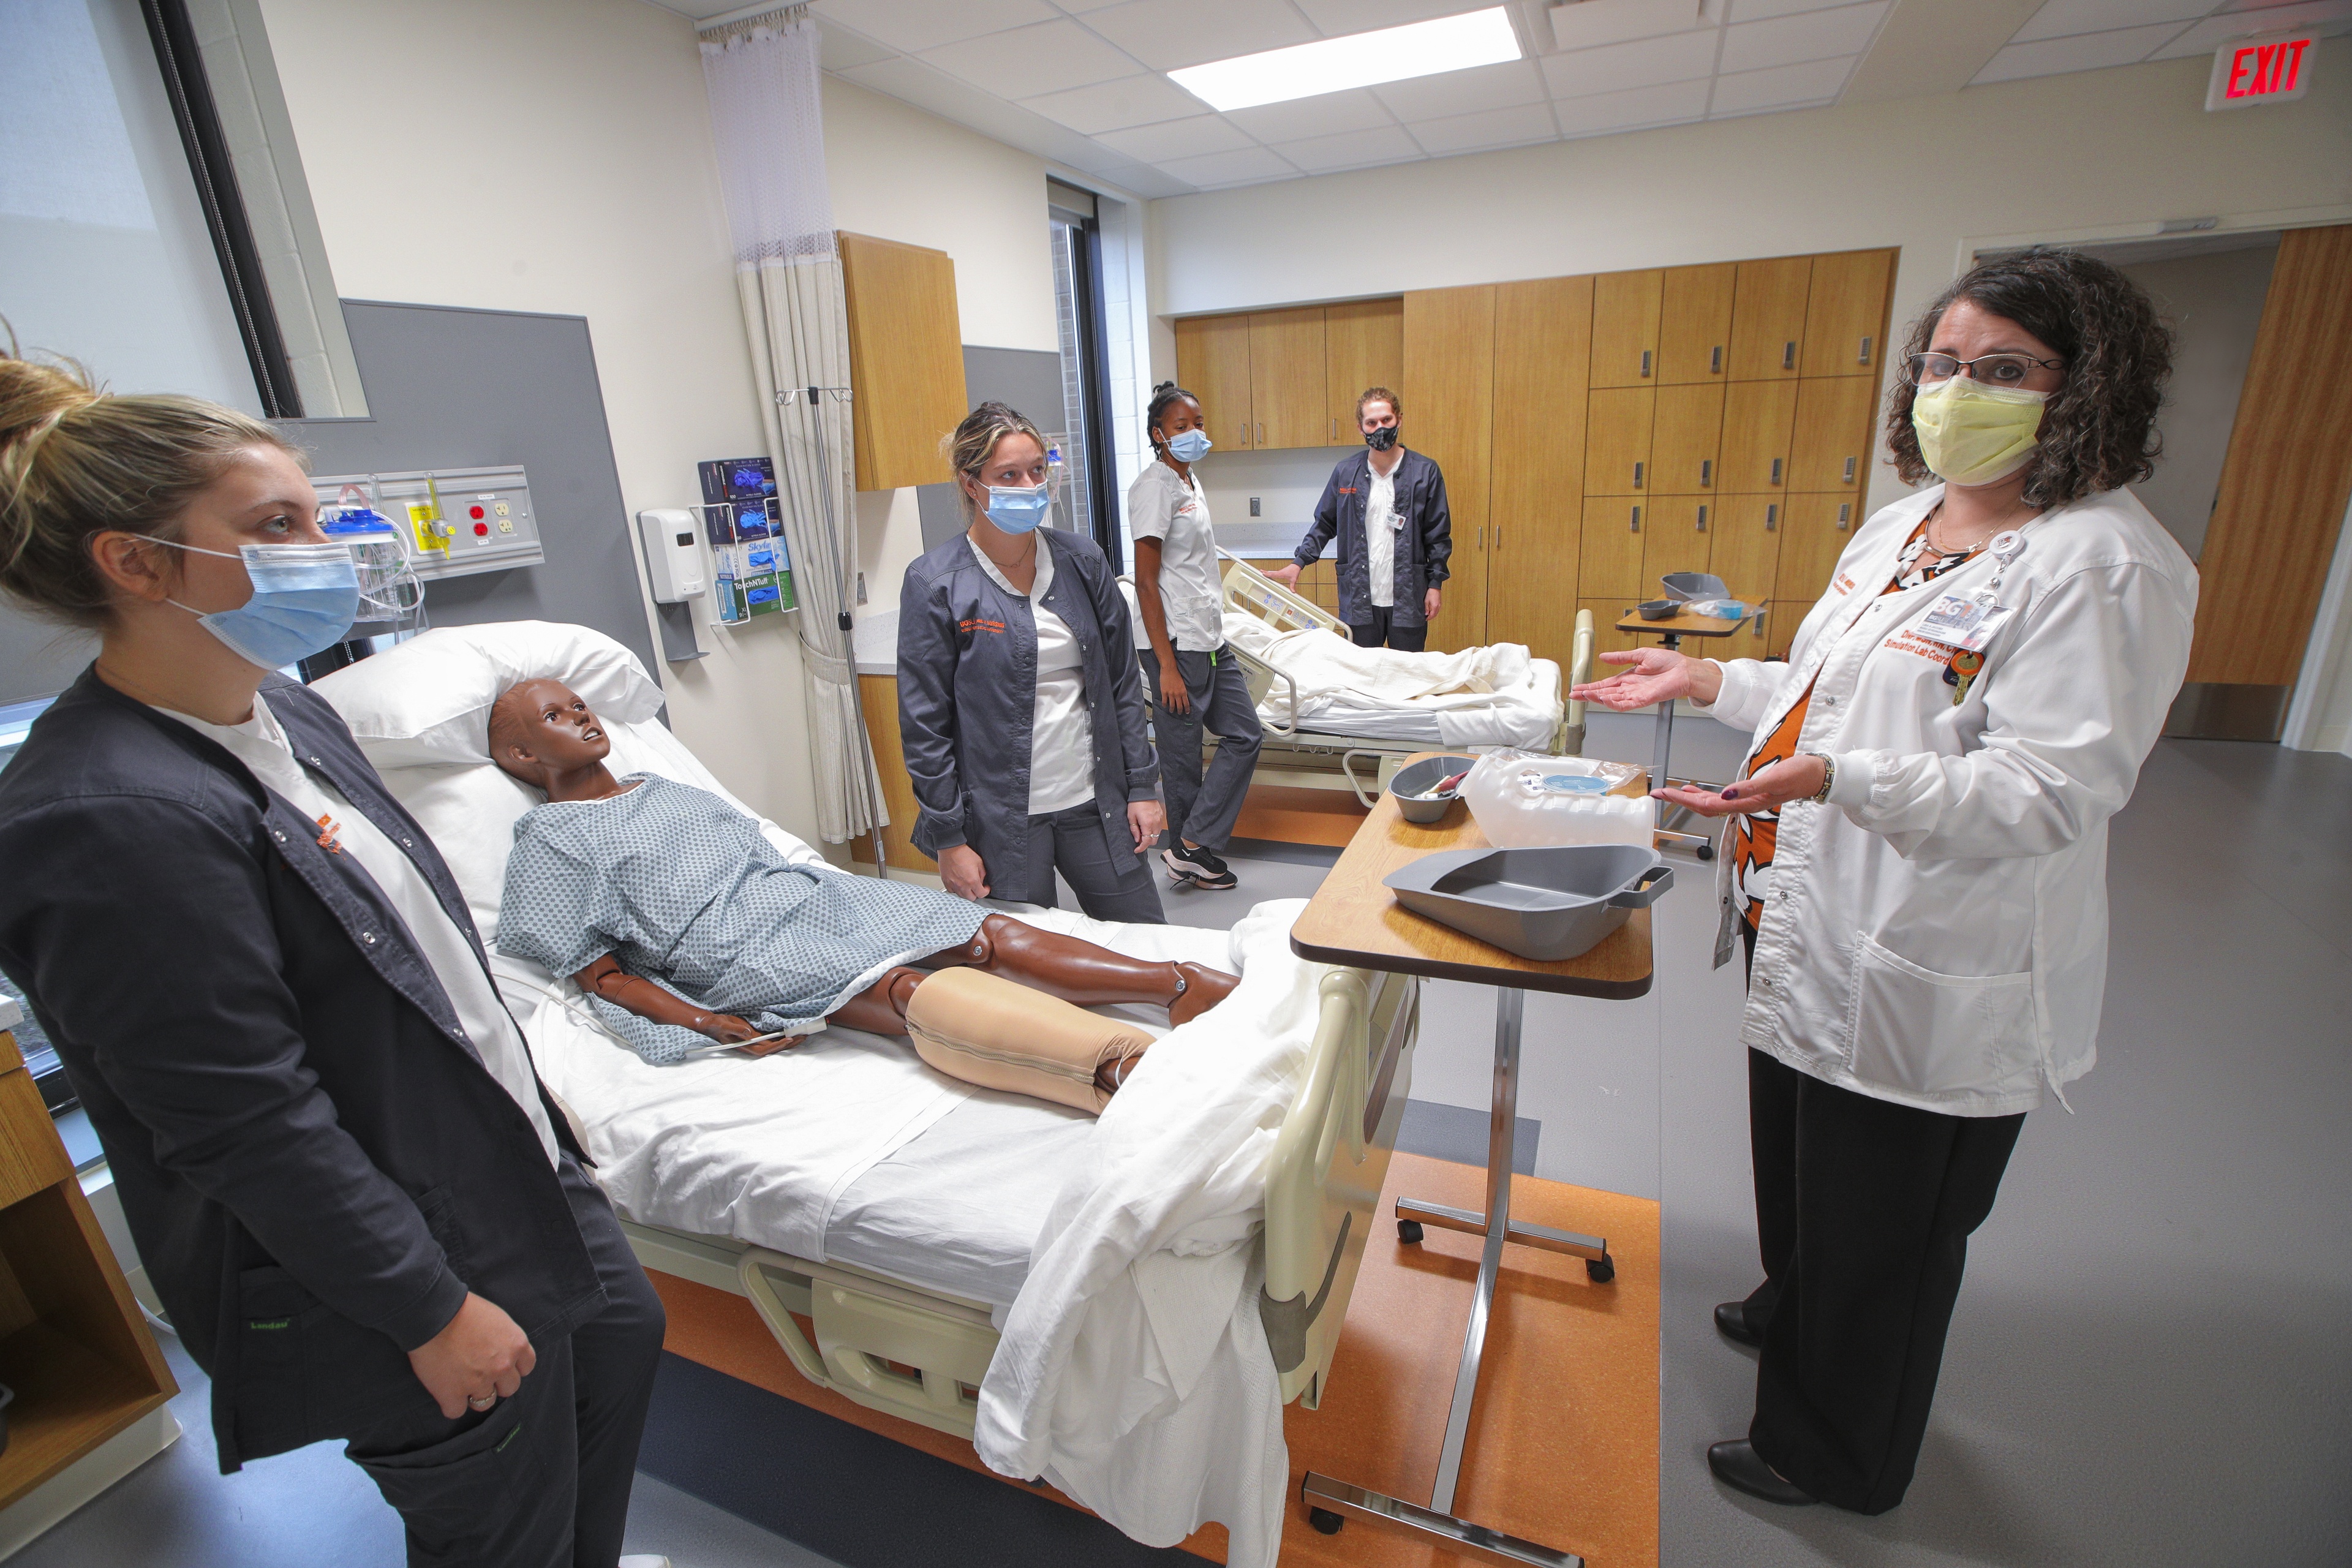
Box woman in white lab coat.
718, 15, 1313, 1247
1574, 250, 2195, 1514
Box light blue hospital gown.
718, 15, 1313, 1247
497, 775, 986, 1065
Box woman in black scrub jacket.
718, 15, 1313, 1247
897, 402, 1168, 922
0, 352, 670, 1568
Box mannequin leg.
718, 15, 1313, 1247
922, 914, 1237, 1025
829, 966, 929, 1036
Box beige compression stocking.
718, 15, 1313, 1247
900, 967, 1154, 1114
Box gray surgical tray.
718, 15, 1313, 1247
1381, 844, 1672, 961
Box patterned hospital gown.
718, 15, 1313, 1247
497, 774, 986, 1065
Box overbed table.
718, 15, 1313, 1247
1289, 769, 1654, 1568
1613, 601, 1754, 859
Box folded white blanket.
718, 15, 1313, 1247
1227, 616, 1556, 748
975, 899, 1324, 1568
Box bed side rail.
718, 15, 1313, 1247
1562, 608, 1594, 756
1220, 553, 1347, 636
1261, 966, 1418, 1409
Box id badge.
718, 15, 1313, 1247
1917, 588, 2013, 652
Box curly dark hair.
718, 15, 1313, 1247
1884, 249, 2173, 507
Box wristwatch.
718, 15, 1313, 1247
1806, 752, 1835, 803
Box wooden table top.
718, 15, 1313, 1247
1611, 603, 1755, 638
1289, 756, 1655, 999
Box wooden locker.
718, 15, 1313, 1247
1642, 496, 1714, 587
1775, 493, 1860, 602
1584, 387, 1654, 497
1404, 285, 1497, 652
1580, 495, 1648, 600
1801, 249, 1896, 379
1591, 270, 1662, 389
1582, 598, 1642, 657
1789, 376, 1881, 492
1176, 314, 1254, 450
1248, 307, 1328, 450
1487, 275, 1594, 671
1657, 263, 1736, 385
1721, 603, 1776, 663
1765, 600, 1806, 659
1719, 379, 1798, 493
1727, 256, 1814, 381
1709, 495, 1783, 608
1324, 298, 1404, 446
1650, 383, 1725, 496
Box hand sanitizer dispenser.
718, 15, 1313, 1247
637, 509, 707, 603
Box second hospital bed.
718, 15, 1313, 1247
312, 620, 1418, 1561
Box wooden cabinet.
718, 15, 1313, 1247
1801, 249, 1896, 379
1719, 379, 1798, 492
1580, 495, 1648, 600
1789, 376, 1881, 492
1591, 270, 1662, 389
1775, 492, 1860, 601
1657, 263, 1736, 385
1487, 276, 1593, 671
1642, 496, 1714, 584
1248, 307, 1328, 451
1710, 495, 1783, 607
1651, 383, 1724, 496
1584, 387, 1653, 497
1404, 285, 1497, 654
1175, 313, 1256, 450
839, 232, 969, 491
1727, 255, 1813, 381
1324, 298, 1403, 446
1764, 601, 1804, 659
1581, 598, 1642, 657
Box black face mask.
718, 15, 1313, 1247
1363, 424, 1399, 452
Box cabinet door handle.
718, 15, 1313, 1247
1782, 341, 1796, 371
1843, 456, 1858, 483
1240, 422, 1250, 444
1330, 417, 1337, 439
1495, 525, 1502, 553
1257, 423, 1265, 445
1770, 457, 1783, 486
1629, 506, 1642, 533
1836, 503, 1852, 531
1696, 505, 1708, 533
1711, 345, 1723, 374
1479, 524, 1486, 549
1632, 460, 1645, 489
1858, 334, 1872, 366
1700, 459, 1713, 487
1640, 349, 1653, 377
1765, 503, 1779, 532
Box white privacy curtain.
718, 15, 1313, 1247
700, 7, 881, 847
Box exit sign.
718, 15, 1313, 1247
2206, 30, 2316, 110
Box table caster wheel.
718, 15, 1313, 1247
1309, 1507, 1345, 1536
1586, 1256, 1616, 1285
1695, 842, 1715, 861
1398, 1219, 1424, 1245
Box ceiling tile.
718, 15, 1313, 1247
1151, 146, 1302, 186
1293, 0, 1501, 34
1220, 89, 1400, 142
1551, 74, 1712, 132
810, 0, 1058, 55
2013, 0, 2215, 44
2154, 1, 2352, 56
914, 18, 1141, 98
813, 18, 897, 72
1550, 0, 1713, 50
1404, 100, 1561, 152
1080, 0, 1319, 72
1970, 20, 2196, 81
1719, 1, 1887, 72
1370, 57, 1550, 118
1727, 0, 1870, 18
1709, 53, 1854, 112
1272, 124, 1429, 172
1020, 73, 1210, 134
1091, 113, 1257, 159
1542, 28, 1720, 96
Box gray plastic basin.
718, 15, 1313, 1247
1388, 753, 1479, 824
1661, 571, 1728, 602
1382, 844, 1672, 961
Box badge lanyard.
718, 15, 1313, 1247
1917, 528, 2026, 654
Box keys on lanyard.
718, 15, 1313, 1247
1920, 529, 2026, 673
1943, 648, 1985, 706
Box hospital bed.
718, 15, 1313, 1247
1210, 556, 1594, 805
312, 620, 1417, 1561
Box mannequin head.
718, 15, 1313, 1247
490, 678, 613, 796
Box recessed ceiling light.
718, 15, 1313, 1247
1169, 7, 1523, 113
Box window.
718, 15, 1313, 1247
1049, 181, 1122, 570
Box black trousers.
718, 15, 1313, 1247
342, 1158, 666, 1567
1738, 924, 2025, 1513
1348, 605, 1426, 652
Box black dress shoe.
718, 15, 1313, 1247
1708, 1440, 1815, 1506
1714, 1299, 1764, 1348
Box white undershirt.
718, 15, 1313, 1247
1365, 458, 1403, 610
965, 533, 1096, 815
156, 696, 561, 1166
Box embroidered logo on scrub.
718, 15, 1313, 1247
315, 813, 344, 854
1882, 630, 1950, 662
1831, 570, 1858, 597
958, 618, 1006, 635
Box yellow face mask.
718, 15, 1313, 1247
1909, 377, 2050, 487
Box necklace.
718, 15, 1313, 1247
1927, 494, 2034, 557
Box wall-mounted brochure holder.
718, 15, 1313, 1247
696, 456, 797, 628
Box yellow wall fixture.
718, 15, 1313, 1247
838, 232, 969, 492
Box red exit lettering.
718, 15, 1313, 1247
2208, 31, 2316, 111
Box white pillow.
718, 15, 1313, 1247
312, 620, 665, 768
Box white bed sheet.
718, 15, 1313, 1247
1274, 656, 1561, 747
1226, 613, 1561, 748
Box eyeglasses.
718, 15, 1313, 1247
1902, 352, 2065, 388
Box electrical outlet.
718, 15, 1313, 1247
856, 572, 867, 605
1250, 496, 1261, 517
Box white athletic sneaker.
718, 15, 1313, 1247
617, 1557, 672, 1568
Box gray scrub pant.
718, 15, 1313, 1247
1141, 645, 1263, 854
991, 800, 1167, 923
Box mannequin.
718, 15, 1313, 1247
489, 679, 1235, 1096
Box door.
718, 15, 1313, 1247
1651, 383, 1725, 496
1325, 298, 1404, 446
1710, 495, 1784, 608
1642, 496, 1714, 587
1658, 263, 1736, 385
1585, 388, 1654, 497
1580, 495, 1648, 600
1487, 275, 1593, 670
1176, 314, 1254, 450
1591, 270, 1662, 389
1727, 256, 1814, 381
1404, 285, 1497, 652
1248, 307, 1328, 450
1801, 249, 1896, 379
1789, 375, 1880, 492
1719, 379, 1798, 493
1775, 493, 1860, 603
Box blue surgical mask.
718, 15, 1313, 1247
159, 540, 361, 669
1165, 429, 1212, 463
984, 483, 1053, 535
